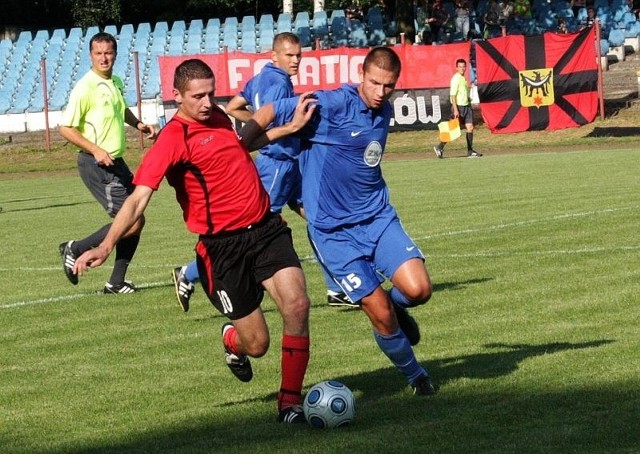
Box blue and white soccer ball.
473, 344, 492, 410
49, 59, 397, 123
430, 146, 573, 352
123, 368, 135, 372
303, 380, 356, 429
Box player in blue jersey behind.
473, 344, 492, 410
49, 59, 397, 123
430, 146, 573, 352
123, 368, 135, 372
171, 33, 356, 312
244, 46, 437, 396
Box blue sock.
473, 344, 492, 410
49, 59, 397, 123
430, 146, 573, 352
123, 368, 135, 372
373, 328, 427, 383
185, 259, 200, 283
389, 286, 412, 308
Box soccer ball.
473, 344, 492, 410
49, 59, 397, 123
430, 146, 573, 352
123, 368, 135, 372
303, 380, 356, 428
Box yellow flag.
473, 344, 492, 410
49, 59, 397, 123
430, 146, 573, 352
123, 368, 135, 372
438, 118, 461, 143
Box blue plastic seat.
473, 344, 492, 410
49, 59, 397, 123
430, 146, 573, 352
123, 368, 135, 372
349, 20, 368, 47
204, 35, 220, 53
154, 21, 169, 35
241, 37, 257, 53
625, 20, 640, 38
241, 15, 256, 32
277, 13, 292, 33
49, 28, 66, 45
223, 34, 238, 51
189, 19, 204, 34
608, 28, 625, 46
85, 26, 99, 39
186, 34, 202, 54
118, 24, 134, 37
259, 14, 274, 30
172, 20, 186, 35
330, 15, 349, 47
312, 11, 330, 41
258, 29, 275, 52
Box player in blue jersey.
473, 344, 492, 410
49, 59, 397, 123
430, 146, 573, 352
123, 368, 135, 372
171, 33, 356, 312
243, 46, 437, 396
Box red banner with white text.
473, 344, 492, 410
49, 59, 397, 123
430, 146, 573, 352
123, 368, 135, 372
158, 43, 472, 99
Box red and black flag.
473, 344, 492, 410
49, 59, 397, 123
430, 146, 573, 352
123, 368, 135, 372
476, 27, 598, 133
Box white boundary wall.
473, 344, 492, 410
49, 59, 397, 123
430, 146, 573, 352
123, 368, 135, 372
0, 99, 165, 134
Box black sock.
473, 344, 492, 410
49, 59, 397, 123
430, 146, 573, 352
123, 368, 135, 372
73, 224, 111, 255
109, 235, 140, 285
466, 132, 474, 152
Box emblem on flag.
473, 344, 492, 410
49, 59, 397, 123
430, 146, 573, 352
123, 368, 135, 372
519, 68, 554, 108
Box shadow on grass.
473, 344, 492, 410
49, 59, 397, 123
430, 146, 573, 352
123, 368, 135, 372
2, 200, 93, 213
58, 339, 639, 453
585, 126, 640, 137
433, 277, 493, 292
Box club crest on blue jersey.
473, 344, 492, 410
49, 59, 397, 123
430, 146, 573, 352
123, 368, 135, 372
363, 141, 383, 167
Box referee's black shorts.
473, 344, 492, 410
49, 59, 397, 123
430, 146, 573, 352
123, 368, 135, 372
457, 104, 474, 126
195, 212, 302, 320
77, 152, 135, 217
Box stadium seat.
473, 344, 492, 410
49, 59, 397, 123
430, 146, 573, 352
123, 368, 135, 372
50, 28, 66, 45
135, 23, 149, 35
330, 15, 349, 47
295, 11, 310, 24
241, 15, 256, 32
204, 34, 221, 53
277, 13, 293, 33
206, 18, 221, 31
608, 28, 625, 46
154, 21, 169, 35
224, 17, 239, 36
118, 24, 134, 37
185, 34, 202, 54
189, 19, 204, 34
85, 26, 99, 39
368, 18, 386, 45
241, 36, 257, 53
349, 20, 368, 47
294, 13, 312, 47
312, 11, 330, 48
259, 14, 274, 31
223, 34, 238, 51
172, 20, 186, 35
17, 30, 33, 45
258, 29, 275, 52
104, 25, 118, 36
0, 96, 11, 114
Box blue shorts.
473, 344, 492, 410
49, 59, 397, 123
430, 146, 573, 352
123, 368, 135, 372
255, 153, 302, 214
307, 205, 425, 302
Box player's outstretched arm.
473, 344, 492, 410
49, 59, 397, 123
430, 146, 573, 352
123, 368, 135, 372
239, 92, 316, 150
226, 95, 253, 123
73, 185, 154, 275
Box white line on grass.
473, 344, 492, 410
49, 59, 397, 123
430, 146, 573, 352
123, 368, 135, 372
432, 245, 640, 259
414, 207, 635, 241
3, 208, 636, 308
1, 280, 170, 310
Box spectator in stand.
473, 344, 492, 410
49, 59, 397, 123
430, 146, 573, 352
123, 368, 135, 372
430, 0, 452, 43
454, 0, 472, 40
579, 6, 596, 29
499, 0, 515, 31
631, 0, 640, 19
571, 0, 587, 18
416, 0, 434, 44
483, 0, 503, 38
557, 17, 569, 33
513, 0, 532, 20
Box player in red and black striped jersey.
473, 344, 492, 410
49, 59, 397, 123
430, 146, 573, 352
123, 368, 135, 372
73, 59, 317, 424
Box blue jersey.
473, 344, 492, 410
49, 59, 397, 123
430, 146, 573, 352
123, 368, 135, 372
240, 63, 300, 160
273, 84, 392, 231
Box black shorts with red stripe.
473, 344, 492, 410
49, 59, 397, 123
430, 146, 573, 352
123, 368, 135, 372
195, 212, 301, 320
